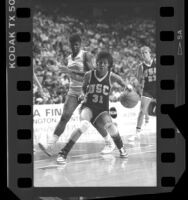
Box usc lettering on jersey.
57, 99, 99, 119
85, 70, 111, 111
143, 59, 156, 93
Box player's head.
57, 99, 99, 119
96, 51, 113, 75
69, 34, 82, 54
140, 46, 152, 62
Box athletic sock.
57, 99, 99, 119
48, 134, 59, 145
104, 134, 111, 143
53, 134, 59, 142
111, 134, 123, 150
60, 140, 75, 157
60, 129, 82, 156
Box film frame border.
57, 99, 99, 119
6, 0, 185, 199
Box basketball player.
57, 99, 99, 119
129, 46, 156, 141
56, 51, 131, 164
38, 34, 115, 156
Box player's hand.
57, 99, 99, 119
151, 98, 156, 103
43, 93, 50, 102
126, 84, 133, 91
78, 93, 86, 103
41, 89, 50, 102
38, 88, 45, 96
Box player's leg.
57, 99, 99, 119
144, 94, 154, 125
145, 89, 156, 124
128, 96, 151, 141
38, 95, 79, 156
95, 113, 128, 158
145, 113, 150, 124
144, 102, 151, 130
57, 107, 92, 164
94, 122, 115, 154
137, 96, 152, 129
53, 94, 79, 137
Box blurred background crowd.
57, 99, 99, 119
33, 0, 156, 104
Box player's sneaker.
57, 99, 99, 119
143, 121, 151, 133
128, 135, 136, 141
128, 129, 142, 141
38, 134, 59, 157
101, 140, 115, 154
119, 147, 128, 158
56, 151, 67, 164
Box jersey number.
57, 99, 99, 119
92, 94, 103, 104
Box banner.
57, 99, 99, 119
34, 104, 99, 145
33, 101, 155, 145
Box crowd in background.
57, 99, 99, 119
33, 10, 156, 104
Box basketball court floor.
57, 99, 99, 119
34, 123, 156, 187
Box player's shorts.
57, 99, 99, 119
80, 103, 109, 124
143, 89, 156, 99
68, 86, 82, 97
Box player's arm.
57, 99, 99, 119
83, 52, 94, 72
33, 70, 43, 93
139, 64, 145, 92
60, 52, 93, 78
59, 63, 85, 77
78, 71, 91, 103
33, 71, 50, 101
59, 64, 85, 76
110, 72, 133, 91
56, 57, 69, 74
135, 63, 144, 95
82, 71, 91, 94
136, 63, 144, 83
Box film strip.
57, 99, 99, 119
6, 0, 185, 199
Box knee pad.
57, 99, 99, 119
104, 122, 118, 136
79, 120, 90, 133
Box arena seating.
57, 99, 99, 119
33, 10, 155, 104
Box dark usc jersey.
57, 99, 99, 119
143, 59, 156, 97
85, 70, 111, 111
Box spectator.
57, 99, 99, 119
33, 9, 155, 104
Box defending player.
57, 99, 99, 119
129, 46, 156, 141
56, 51, 131, 164
38, 34, 115, 156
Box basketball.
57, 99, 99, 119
120, 89, 140, 108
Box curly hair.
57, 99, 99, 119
96, 51, 113, 70
140, 46, 151, 54
69, 33, 81, 44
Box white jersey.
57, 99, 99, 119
67, 50, 86, 89
66, 49, 87, 96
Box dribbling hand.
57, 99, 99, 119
124, 84, 133, 93
79, 94, 87, 103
